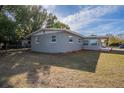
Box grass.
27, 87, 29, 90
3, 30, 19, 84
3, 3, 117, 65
0, 50, 124, 87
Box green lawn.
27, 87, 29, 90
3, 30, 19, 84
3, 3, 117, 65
0, 50, 124, 87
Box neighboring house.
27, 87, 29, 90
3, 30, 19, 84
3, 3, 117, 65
26, 28, 108, 53
21, 39, 31, 48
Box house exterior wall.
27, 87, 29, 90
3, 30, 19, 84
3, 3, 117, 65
31, 31, 83, 53
82, 39, 102, 50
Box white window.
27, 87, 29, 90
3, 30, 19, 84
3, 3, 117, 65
78, 38, 81, 43
83, 40, 89, 45
35, 36, 40, 44
51, 35, 56, 42
90, 40, 98, 46
68, 36, 73, 43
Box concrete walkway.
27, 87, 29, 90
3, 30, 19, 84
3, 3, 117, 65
112, 48, 124, 53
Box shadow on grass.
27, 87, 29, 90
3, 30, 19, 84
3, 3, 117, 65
0, 50, 100, 87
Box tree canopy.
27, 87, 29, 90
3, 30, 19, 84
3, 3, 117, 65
0, 11, 16, 42
108, 35, 124, 46
0, 5, 70, 41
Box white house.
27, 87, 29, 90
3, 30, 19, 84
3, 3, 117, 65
27, 28, 108, 53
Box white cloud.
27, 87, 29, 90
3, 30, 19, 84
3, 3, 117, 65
60, 6, 120, 31
42, 5, 123, 35
81, 22, 124, 35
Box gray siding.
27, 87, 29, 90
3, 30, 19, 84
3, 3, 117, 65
82, 39, 101, 50
31, 31, 83, 53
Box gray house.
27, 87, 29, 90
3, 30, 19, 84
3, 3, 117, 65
27, 28, 108, 53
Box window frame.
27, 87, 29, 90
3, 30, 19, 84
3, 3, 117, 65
83, 40, 89, 45
91, 42, 98, 45
51, 35, 56, 43
90, 39, 98, 46
68, 36, 73, 43
35, 36, 40, 44
78, 38, 81, 43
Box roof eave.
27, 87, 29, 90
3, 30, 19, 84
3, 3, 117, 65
25, 28, 86, 39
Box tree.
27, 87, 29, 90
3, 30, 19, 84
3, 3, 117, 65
46, 13, 57, 28
0, 12, 16, 42
108, 35, 124, 46
0, 11, 16, 49
0, 5, 3, 11
4, 5, 48, 39
1, 5, 70, 40
30, 6, 48, 31
52, 21, 70, 29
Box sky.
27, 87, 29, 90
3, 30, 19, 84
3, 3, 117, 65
43, 5, 124, 36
